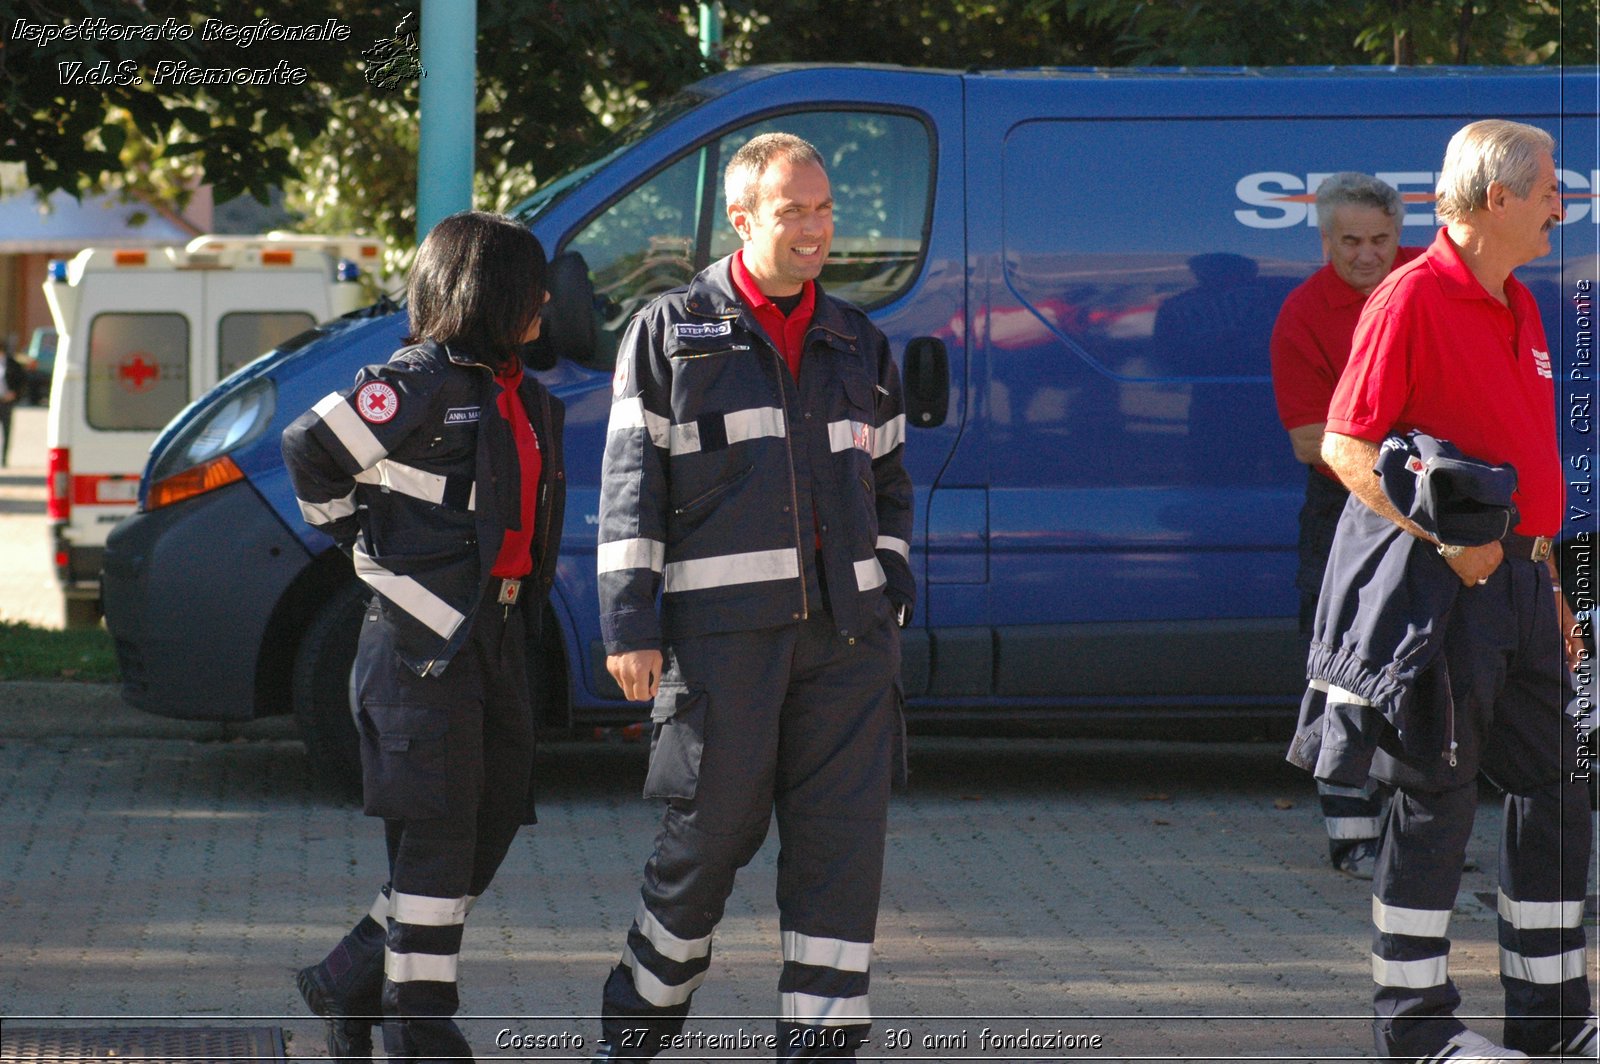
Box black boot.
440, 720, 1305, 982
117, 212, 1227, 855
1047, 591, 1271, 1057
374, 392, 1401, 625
382, 1016, 474, 1064
297, 912, 387, 1061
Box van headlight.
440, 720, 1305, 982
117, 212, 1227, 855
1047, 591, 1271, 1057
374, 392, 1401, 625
145, 379, 276, 511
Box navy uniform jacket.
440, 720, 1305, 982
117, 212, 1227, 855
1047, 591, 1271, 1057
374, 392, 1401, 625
597, 255, 914, 654
282, 340, 566, 677
1287, 432, 1518, 784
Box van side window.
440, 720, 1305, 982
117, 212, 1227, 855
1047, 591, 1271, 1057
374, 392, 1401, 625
219, 311, 317, 379
709, 113, 931, 309
85, 313, 190, 431
567, 148, 706, 366
563, 110, 932, 370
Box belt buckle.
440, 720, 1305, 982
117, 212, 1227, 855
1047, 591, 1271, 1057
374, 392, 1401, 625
1530, 536, 1552, 563
497, 578, 521, 606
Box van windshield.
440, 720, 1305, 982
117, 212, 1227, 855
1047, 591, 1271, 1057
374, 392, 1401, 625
512, 91, 708, 224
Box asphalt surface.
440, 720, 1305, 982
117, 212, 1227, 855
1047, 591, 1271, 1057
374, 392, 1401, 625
2, 405, 1594, 1062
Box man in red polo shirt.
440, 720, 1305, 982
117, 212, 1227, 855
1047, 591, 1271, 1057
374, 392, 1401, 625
591, 133, 914, 1061
1271, 172, 1420, 880
1323, 121, 1593, 1064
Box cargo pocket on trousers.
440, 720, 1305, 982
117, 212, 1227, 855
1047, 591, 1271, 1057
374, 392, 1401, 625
642, 684, 707, 802
357, 701, 451, 820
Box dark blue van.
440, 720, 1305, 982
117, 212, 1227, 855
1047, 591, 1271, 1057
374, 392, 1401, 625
101, 64, 1600, 784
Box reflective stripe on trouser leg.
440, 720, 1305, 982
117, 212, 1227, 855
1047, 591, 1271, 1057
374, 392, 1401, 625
380, 887, 475, 1063
778, 931, 874, 1058
1318, 778, 1387, 842
600, 810, 769, 1056
385, 889, 470, 1009
1497, 779, 1593, 1055
1371, 783, 1477, 1062
773, 611, 898, 1060
597, 625, 796, 1057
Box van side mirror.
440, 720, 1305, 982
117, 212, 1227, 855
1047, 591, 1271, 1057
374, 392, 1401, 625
525, 250, 597, 370
904, 336, 949, 428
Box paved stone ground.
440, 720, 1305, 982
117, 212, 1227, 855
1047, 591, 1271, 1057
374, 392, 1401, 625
2, 409, 1593, 1061
4, 692, 1588, 1063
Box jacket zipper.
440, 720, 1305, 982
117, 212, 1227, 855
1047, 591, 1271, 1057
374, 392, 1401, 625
672, 344, 751, 359
674, 465, 753, 516
768, 344, 808, 621
534, 389, 555, 584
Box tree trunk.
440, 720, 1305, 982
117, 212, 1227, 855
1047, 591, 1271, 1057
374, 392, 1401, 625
1455, 0, 1473, 64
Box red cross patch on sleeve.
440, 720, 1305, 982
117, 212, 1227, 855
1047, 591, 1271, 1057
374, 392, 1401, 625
356, 381, 400, 424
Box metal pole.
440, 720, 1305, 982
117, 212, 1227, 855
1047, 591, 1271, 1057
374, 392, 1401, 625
417, 0, 477, 240
698, 2, 721, 58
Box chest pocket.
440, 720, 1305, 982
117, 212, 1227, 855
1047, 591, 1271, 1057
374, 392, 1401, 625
835, 368, 881, 461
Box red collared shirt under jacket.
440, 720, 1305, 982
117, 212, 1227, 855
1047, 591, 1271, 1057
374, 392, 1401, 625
490, 363, 542, 578
730, 249, 816, 380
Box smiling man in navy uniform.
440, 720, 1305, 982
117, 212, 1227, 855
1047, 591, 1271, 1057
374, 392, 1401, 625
589, 132, 914, 1061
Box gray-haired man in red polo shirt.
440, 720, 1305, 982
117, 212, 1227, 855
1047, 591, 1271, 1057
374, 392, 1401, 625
1323, 120, 1593, 1064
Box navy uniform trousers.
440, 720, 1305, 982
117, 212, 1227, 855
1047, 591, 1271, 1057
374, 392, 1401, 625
1367, 555, 1591, 1061
599, 599, 902, 1060
1298, 468, 1391, 856
345, 593, 537, 1063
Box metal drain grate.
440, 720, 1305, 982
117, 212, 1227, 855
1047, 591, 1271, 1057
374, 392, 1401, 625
0, 1027, 286, 1063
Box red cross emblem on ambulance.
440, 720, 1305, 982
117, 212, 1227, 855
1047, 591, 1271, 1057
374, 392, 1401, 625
356, 381, 400, 424
117, 353, 160, 393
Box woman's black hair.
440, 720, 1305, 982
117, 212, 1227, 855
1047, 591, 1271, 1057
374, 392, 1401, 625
404, 211, 547, 371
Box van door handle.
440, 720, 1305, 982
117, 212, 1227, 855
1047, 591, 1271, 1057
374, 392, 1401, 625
903, 336, 949, 428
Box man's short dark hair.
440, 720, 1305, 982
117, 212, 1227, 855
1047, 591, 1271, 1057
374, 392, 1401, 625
724, 133, 826, 212
406, 211, 547, 369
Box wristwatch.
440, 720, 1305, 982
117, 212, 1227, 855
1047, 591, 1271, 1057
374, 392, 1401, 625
1436, 542, 1466, 559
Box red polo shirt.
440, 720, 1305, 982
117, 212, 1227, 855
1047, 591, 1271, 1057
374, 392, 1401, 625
1271, 249, 1421, 482
1327, 228, 1561, 535
1271, 248, 1421, 431
730, 250, 815, 379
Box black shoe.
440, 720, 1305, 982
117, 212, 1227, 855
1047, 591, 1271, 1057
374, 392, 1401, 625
298, 962, 377, 1061
382, 1016, 474, 1064
296, 914, 387, 1062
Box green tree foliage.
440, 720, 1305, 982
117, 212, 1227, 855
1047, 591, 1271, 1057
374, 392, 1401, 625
2, 0, 1590, 260
1040, 0, 1596, 66
718, 0, 1123, 68
2, 0, 714, 255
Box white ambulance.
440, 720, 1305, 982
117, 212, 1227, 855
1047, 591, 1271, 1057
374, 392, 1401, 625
42, 233, 385, 625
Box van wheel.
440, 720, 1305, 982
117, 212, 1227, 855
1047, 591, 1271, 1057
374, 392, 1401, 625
291, 581, 367, 795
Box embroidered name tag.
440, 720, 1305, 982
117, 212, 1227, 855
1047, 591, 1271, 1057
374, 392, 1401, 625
444, 406, 480, 424
673, 321, 733, 340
